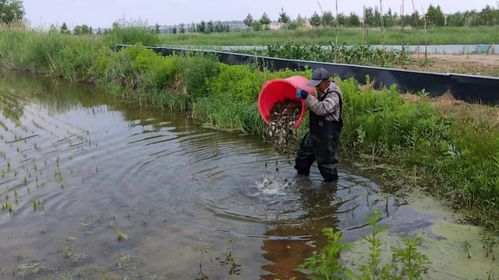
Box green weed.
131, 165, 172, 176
261, 42, 410, 67
116, 229, 128, 241
300, 210, 431, 280
300, 229, 351, 279
479, 231, 497, 260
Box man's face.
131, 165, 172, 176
315, 80, 329, 93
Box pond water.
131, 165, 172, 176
0, 72, 496, 279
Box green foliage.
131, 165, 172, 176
207, 64, 263, 102
116, 229, 128, 241
158, 26, 499, 46
103, 25, 160, 47
0, 0, 24, 24
259, 12, 271, 26
461, 240, 472, 259
301, 210, 431, 280
337, 77, 498, 225
73, 24, 92, 35
179, 54, 220, 99
26, 32, 72, 71
354, 210, 389, 278
479, 231, 497, 260
0, 30, 30, 69
300, 229, 351, 280
192, 97, 266, 134
262, 43, 409, 67
426, 5, 445, 26
389, 238, 431, 279
49, 38, 100, 82
243, 13, 253, 27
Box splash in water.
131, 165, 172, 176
255, 177, 293, 196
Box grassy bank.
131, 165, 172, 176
0, 29, 497, 231
159, 26, 499, 46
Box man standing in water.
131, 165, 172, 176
294, 68, 343, 181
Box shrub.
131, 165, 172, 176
179, 54, 220, 99
49, 38, 101, 82
103, 26, 160, 47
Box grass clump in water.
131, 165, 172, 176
116, 229, 128, 242
300, 210, 431, 279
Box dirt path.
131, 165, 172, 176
404, 53, 499, 77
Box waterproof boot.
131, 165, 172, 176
323, 168, 338, 182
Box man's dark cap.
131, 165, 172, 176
306, 68, 331, 87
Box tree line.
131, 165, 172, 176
1, 0, 497, 34
243, 4, 499, 30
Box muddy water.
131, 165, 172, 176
0, 72, 496, 279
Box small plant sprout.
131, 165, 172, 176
462, 240, 472, 259
116, 229, 128, 242
2, 201, 14, 215
479, 231, 497, 260
54, 169, 64, 188
32, 198, 44, 211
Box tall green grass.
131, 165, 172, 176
159, 26, 499, 46
0, 29, 497, 229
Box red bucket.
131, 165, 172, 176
258, 76, 314, 128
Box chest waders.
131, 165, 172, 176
294, 90, 343, 181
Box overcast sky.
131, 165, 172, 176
24, 0, 497, 28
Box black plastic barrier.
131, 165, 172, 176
117, 45, 499, 105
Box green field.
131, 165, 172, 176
159, 26, 499, 46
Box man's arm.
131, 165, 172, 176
305, 92, 339, 117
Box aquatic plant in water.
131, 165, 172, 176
479, 231, 497, 260
461, 240, 472, 259
300, 210, 431, 280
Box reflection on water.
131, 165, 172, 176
0, 72, 494, 279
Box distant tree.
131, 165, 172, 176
96, 27, 102, 35
0, 0, 24, 24
179, 23, 185, 33
426, 5, 445, 26
73, 24, 92, 35
73, 25, 82, 35
60, 22, 70, 34
337, 13, 347, 26
321, 11, 334, 27
155, 23, 160, 33
447, 12, 465, 26
207, 20, 214, 33
384, 8, 396, 27
479, 5, 498, 25
243, 13, 253, 28
171, 25, 177, 34
188, 22, 196, 32
347, 12, 360, 27
49, 24, 57, 33
310, 12, 322, 27
83, 25, 91, 34
296, 14, 306, 28
197, 20, 206, 33
410, 11, 420, 27
252, 20, 262, 31
363, 7, 375, 26
278, 8, 290, 24
400, 13, 413, 27
259, 12, 271, 26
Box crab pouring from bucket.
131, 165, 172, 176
257, 76, 315, 129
